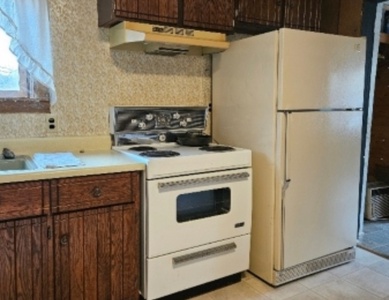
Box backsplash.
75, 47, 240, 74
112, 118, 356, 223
0, 0, 211, 139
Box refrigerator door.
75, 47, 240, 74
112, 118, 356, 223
277, 29, 366, 110
274, 111, 362, 270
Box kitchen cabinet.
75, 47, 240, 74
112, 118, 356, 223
182, 0, 234, 32
283, 0, 321, 31
51, 172, 140, 299
98, 0, 179, 28
368, 43, 389, 182
0, 181, 51, 299
0, 171, 141, 300
320, 0, 363, 37
98, 0, 234, 32
234, 0, 321, 34
234, 0, 283, 33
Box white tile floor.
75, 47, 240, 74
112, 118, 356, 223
190, 248, 389, 300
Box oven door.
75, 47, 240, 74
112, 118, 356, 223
146, 168, 252, 258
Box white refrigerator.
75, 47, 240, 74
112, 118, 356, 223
212, 28, 366, 285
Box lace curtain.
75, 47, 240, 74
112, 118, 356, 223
0, 0, 56, 104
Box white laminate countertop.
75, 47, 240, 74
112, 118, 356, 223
0, 136, 145, 184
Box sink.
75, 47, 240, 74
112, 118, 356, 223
0, 156, 37, 171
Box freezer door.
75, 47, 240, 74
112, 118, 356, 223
274, 111, 362, 270
277, 29, 366, 110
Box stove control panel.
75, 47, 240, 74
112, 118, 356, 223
109, 106, 208, 145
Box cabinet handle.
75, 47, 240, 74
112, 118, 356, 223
60, 234, 69, 246
91, 186, 102, 198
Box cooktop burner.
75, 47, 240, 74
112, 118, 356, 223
199, 146, 235, 152
140, 150, 181, 157
128, 146, 157, 152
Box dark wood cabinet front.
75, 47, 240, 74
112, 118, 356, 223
235, 0, 283, 33
182, 0, 234, 32
284, 0, 321, 31
0, 217, 50, 300
0, 171, 141, 300
98, 0, 179, 27
51, 172, 140, 300
235, 0, 321, 34
53, 204, 139, 300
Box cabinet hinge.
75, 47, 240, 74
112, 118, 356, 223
47, 226, 52, 239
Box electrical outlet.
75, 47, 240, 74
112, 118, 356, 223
46, 115, 58, 132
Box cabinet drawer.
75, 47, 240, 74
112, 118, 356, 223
0, 181, 44, 221
51, 172, 139, 213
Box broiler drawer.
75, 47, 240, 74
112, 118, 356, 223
0, 181, 44, 221
51, 172, 136, 213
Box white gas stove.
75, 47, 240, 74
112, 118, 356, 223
110, 106, 252, 300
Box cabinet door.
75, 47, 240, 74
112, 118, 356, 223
53, 204, 139, 300
183, 0, 234, 32
98, 0, 178, 27
284, 0, 321, 31
0, 217, 50, 300
235, 0, 283, 33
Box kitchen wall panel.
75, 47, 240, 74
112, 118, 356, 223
0, 0, 210, 139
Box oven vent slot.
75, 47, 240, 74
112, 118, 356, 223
158, 172, 250, 190
172, 242, 237, 265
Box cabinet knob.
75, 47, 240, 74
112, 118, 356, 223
92, 186, 102, 198
60, 234, 69, 246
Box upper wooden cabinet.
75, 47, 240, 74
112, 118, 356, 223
98, 0, 234, 32
182, 0, 234, 32
234, 0, 283, 33
320, 0, 363, 37
284, 0, 321, 31
234, 0, 321, 33
98, 0, 363, 36
98, 0, 179, 28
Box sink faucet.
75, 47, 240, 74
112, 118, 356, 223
2, 148, 15, 159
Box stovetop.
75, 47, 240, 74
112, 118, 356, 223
113, 143, 252, 179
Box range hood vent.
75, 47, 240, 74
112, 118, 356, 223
109, 21, 230, 56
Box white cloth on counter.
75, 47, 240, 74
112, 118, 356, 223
32, 152, 84, 169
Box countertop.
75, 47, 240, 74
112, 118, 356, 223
0, 136, 145, 184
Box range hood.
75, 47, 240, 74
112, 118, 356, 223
109, 21, 230, 56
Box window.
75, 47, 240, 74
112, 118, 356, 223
0, 0, 56, 113
0, 28, 25, 97
0, 28, 50, 113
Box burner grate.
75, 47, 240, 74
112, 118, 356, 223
140, 150, 180, 157
128, 146, 157, 152
199, 146, 235, 152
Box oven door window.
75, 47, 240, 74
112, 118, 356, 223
176, 188, 231, 223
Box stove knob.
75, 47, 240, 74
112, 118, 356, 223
138, 121, 146, 129
180, 120, 187, 127
145, 114, 154, 121
158, 134, 167, 142
173, 112, 180, 119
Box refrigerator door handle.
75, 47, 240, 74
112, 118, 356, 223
283, 112, 292, 187
281, 112, 291, 269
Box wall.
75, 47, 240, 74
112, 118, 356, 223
0, 0, 211, 139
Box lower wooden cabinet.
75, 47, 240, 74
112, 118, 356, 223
53, 204, 139, 299
0, 217, 50, 300
0, 171, 141, 300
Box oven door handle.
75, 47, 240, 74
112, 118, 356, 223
172, 242, 237, 265
158, 172, 250, 190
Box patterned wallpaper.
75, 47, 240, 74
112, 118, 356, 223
0, 0, 211, 138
